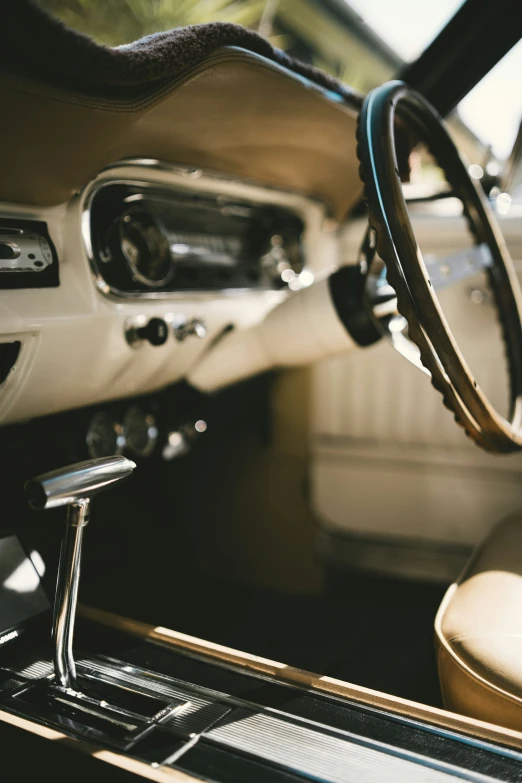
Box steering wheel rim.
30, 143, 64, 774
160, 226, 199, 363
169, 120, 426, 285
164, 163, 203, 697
356, 80, 522, 453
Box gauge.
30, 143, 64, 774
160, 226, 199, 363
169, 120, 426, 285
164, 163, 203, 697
86, 412, 126, 458
123, 406, 158, 457
260, 232, 305, 287
119, 210, 172, 287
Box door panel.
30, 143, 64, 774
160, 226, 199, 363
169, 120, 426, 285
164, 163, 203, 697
311, 207, 522, 575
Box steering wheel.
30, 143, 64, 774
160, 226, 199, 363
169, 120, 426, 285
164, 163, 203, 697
356, 80, 522, 453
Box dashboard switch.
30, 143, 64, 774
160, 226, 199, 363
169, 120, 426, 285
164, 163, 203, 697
0, 241, 21, 260
126, 317, 169, 347
174, 317, 207, 342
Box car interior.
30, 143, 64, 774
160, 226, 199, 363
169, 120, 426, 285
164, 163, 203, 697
1, 0, 522, 780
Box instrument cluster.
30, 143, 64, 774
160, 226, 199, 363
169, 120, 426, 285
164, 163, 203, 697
88, 183, 306, 297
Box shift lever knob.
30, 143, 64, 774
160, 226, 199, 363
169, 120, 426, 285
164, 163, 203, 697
25, 456, 136, 510
25, 456, 136, 689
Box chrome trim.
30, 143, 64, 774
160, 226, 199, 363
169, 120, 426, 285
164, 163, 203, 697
25, 456, 136, 510
173, 317, 207, 342
103, 157, 324, 200
52, 498, 89, 688
86, 413, 127, 459
80, 159, 316, 303
123, 406, 159, 458
0, 240, 21, 259
25, 457, 136, 689
119, 212, 174, 289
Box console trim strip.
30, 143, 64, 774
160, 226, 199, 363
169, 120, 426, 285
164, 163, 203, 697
0, 707, 198, 782
78, 604, 522, 752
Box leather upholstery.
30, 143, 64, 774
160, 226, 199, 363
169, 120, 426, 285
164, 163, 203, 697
435, 515, 522, 730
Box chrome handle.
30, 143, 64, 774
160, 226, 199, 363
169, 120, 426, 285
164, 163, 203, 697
25, 456, 136, 510
25, 456, 136, 689
173, 317, 207, 342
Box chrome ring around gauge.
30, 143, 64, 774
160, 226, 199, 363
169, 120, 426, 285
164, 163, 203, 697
123, 406, 159, 457
86, 412, 126, 459
119, 210, 172, 288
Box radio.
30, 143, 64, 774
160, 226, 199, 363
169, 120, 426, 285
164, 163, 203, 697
0, 218, 59, 289
88, 183, 306, 297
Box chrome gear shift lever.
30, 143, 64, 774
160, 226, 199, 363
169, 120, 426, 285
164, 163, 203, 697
25, 456, 136, 689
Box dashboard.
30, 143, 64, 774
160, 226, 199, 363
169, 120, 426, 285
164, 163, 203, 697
0, 45, 361, 441
0, 159, 338, 427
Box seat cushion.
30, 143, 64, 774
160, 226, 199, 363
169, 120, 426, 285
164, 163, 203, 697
435, 515, 522, 730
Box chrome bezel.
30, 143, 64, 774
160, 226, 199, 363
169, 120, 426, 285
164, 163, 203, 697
123, 405, 159, 458
80, 159, 319, 302
86, 411, 126, 460
118, 210, 174, 289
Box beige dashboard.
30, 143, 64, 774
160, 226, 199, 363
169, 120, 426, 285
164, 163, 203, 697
0, 160, 339, 424
0, 48, 360, 214
0, 47, 363, 425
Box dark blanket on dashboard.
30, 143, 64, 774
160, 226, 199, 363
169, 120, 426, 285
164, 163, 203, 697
0, 0, 361, 104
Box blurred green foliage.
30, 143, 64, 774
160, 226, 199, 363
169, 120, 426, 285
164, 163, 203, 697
38, 0, 396, 92
39, 0, 268, 47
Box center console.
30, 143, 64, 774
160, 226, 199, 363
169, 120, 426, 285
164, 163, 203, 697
2, 606, 522, 783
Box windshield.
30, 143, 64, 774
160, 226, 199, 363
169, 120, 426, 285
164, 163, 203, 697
347, 0, 464, 62
457, 40, 522, 161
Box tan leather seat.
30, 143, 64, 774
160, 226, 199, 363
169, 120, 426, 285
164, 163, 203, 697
435, 515, 522, 730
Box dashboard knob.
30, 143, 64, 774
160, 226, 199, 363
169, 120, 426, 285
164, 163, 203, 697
137, 317, 169, 346
0, 241, 21, 260
126, 317, 169, 347
173, 318, 207, 342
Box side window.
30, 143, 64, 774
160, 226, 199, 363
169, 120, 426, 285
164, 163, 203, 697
450, 39, 522, 203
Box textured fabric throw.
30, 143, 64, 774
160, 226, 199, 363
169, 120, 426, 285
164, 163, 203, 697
0, 0, 360, 104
